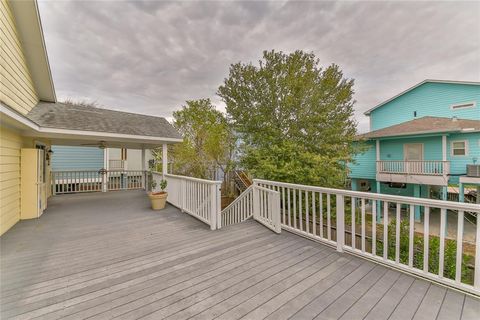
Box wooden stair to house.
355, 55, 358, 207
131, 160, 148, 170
233, 170, 252, 194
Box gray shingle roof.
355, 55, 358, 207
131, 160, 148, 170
27, 102, 182, 140
357, 116, 480, 139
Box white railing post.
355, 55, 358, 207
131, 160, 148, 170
101, 171, 107, 192
180, 179, 185, 212
210, 183, 217, 230
216, 182, 222, 229
273, 192, 281, 233
336, 194, 345, 252
252, 182, 259, 221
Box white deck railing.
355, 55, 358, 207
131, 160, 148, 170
52, 170, 145, 194
253, 184, 281, 233
221, 185, 253, 227
254, 178, 480, 296
377, 160, 450, 175
108, 159, 126, 170
153, 172, 222, 230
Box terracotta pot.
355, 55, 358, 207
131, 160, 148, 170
148, 192, 168, 210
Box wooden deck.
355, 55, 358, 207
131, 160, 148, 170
1, 190, 479, 319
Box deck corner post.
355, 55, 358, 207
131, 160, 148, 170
252, 180, 259, 221
210, 183, 217, 230
336, 194, 345, 252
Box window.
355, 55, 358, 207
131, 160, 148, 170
451, 140, 468, 156
450, 101, 476, 110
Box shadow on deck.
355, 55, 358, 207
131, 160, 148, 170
1, 190, 479, 319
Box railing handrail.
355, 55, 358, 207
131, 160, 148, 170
160, 172, 222, 185
221, 185, 253, 213
253, 179, 480, 212
376, 160, 449, 163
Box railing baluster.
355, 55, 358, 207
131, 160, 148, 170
320, 193, 324, 239
299, 189, 303, 231
456, 210, 464, 283
327, 194, 331, 241
305, 191, 309, 234
293, 188, 297, 229
287, 188, 291, 227
312, 191, 316, 237
439, 208, 446, 277
424, 206, 430, 272
409, 204, 414, 268
361, 198, 365, 253
384, 201, 388, 260
372, 200, 376, 255
351, 197, 356, 249
395, 203, 401, 263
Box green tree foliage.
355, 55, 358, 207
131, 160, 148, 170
170, 99, 235, 179
218, 50, 358, 187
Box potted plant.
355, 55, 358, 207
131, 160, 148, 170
148, 178, 168, 210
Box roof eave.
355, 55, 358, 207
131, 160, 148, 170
9, 0, 56, 102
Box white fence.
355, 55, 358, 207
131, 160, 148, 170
254, 178, 480, 296
153, 172, 222, 230
52, 170, 145, 194
377, 160, 449, 176
221, 185, 253, 227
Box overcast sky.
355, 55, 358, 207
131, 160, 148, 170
38, 0, 480, 133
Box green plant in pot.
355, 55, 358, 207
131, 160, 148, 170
148, 178, 168, 210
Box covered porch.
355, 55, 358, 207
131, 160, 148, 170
1, 190, 479, 319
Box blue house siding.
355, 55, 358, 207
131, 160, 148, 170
51, 146, 104, 171
447, 132, 480, 183
370, 82, 480, 131
349, 141, 376, 179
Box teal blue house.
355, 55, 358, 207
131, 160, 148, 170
349, 80, 480, 218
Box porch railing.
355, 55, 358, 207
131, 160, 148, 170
152, 172, 222, 230
109, 159, 126, 170
377, 160, 450, 175
254, 178, 480, 296
52, 170, 146, 194
221, 185, 253, 227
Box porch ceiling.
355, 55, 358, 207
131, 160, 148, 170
1, 190, 477, 319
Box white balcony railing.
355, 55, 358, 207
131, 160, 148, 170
109, 159, 126, 170
377, 160, 450, 176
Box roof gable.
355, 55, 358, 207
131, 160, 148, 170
364, 80, 480, 116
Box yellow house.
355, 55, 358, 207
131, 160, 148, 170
0, 0, 181, 235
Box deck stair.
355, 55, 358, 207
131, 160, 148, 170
233, 170, 252, 193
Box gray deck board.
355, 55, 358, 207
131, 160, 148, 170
1, 190, 478, 320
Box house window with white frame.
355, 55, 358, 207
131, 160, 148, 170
451, 140, 468, 156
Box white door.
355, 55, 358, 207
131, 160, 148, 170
404, 143, 423, 173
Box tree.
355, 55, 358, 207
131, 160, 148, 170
218, 50, 358, 187
169, 99, 236, 180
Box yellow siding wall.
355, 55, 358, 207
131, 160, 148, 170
0, 0, 39, 114
0, 126, 22, 235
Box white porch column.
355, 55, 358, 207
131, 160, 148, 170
162, 144, 168, 177
442, 135, 447, 161
141, 148, 146, 190
102, 148, 108, 192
